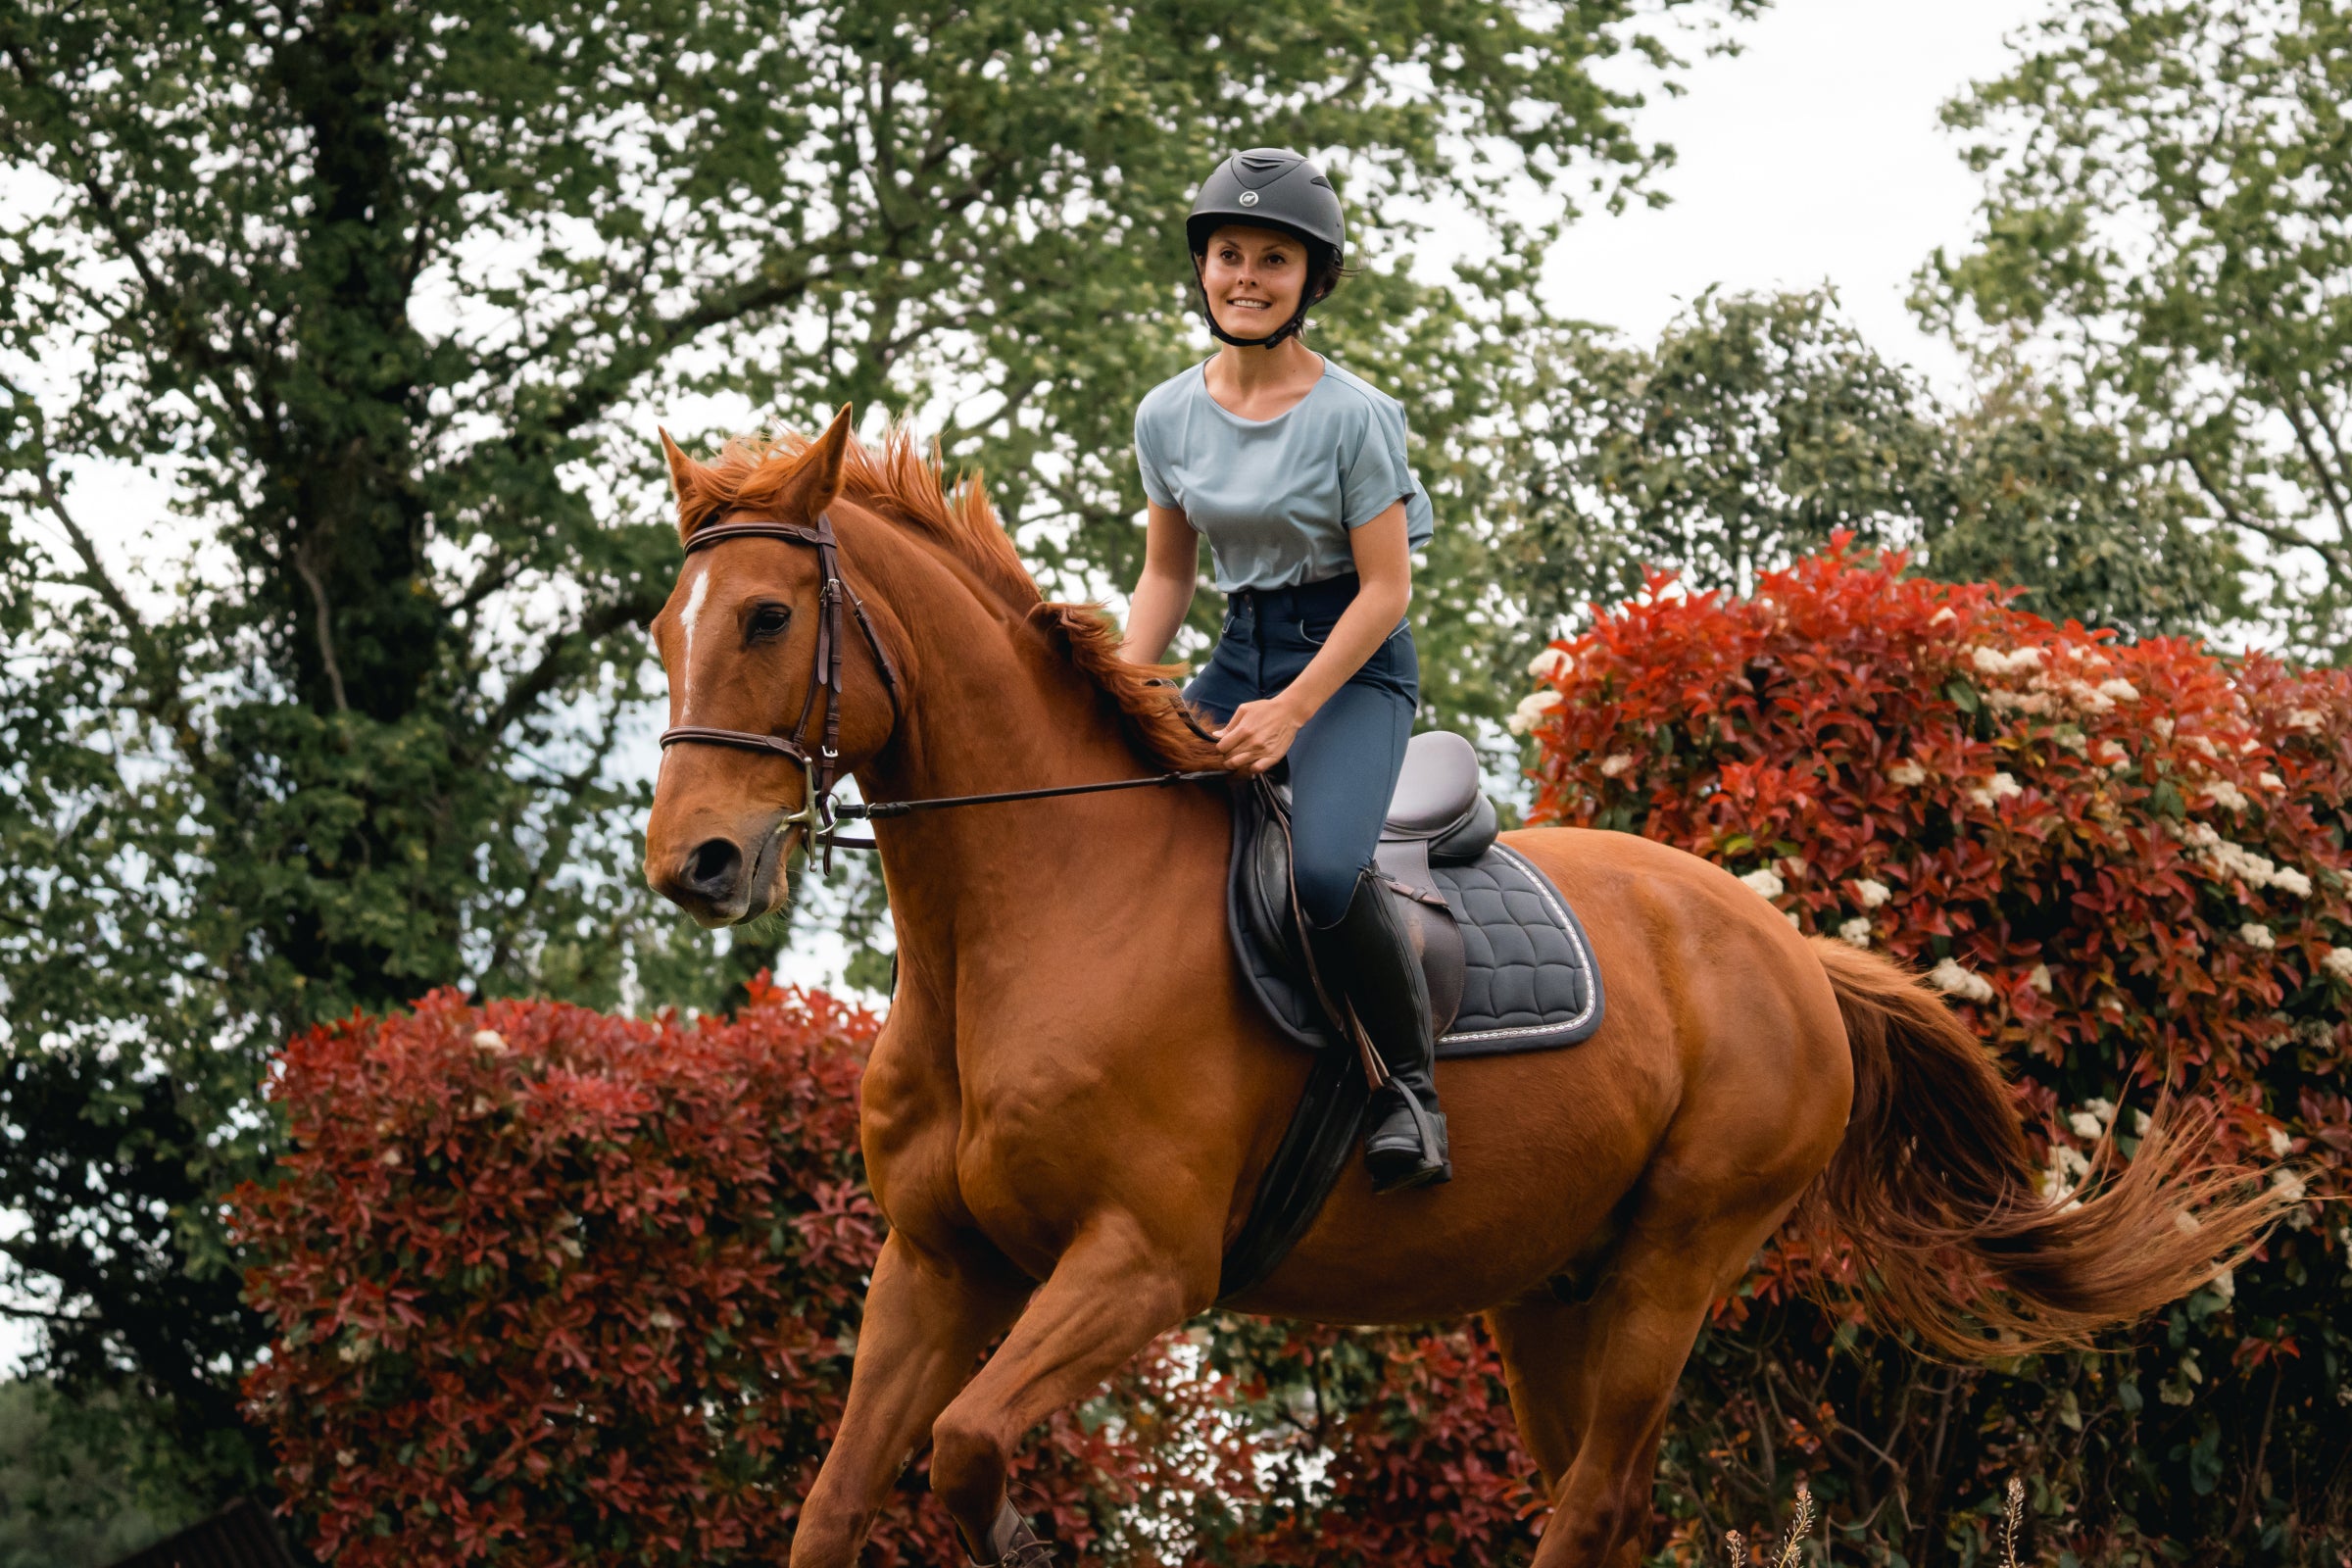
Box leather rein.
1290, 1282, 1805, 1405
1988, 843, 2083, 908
657, 511, 1229, 873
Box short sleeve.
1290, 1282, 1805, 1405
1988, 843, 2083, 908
1339, 397, 1414, 527
1133, 404, 1178, 510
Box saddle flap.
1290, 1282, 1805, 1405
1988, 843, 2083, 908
1239, 775, 1462, 1045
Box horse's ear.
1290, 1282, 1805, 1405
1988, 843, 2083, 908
659, 427, 711, 542
778, 403, 855, 520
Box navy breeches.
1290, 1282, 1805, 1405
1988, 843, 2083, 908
1185, 572, 1419, 928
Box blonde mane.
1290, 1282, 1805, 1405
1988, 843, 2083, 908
672, 421, 1225, 774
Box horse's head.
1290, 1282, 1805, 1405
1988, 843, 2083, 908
643, 405, 899, 926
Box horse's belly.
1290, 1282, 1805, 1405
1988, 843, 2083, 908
1228, 1037, 1666, 1323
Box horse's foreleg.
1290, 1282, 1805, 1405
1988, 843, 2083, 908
790, 1232, 1030, 1568
929, 1217, 1197, 1563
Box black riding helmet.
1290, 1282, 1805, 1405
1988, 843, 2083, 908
1186, 148, 1347, 350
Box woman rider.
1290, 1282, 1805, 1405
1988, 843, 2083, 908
1118, 147, 1449, 1194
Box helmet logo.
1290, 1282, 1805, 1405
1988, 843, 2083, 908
1238, 190, 1259, 207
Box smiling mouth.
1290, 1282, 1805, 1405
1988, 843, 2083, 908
1227, 299, 1274, 312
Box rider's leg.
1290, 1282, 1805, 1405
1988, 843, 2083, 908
789, 1233, 1030, 1568
1284, 660, 1449, 1191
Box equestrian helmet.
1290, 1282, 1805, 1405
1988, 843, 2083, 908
1186, 147, 1346, 260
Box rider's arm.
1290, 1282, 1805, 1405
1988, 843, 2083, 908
1269, 500, 1411, 722
1119, 499, 1200, 663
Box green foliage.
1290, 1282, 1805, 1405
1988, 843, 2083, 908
1920, 0, 2352, 660
1443, 291, 2248, 744
0, 0, 1753, 1505
0, 1381, 202, 1568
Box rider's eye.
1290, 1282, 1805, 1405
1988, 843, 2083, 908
748, 603, 791, 642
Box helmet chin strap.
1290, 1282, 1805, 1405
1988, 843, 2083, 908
1192, 256, 1318, 350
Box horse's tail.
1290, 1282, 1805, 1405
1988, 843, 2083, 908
1794, 937, 2285, 1358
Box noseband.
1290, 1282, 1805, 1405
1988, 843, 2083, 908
658, 509, 1227, 874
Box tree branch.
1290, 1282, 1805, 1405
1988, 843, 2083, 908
470, 591, 663, 758
4, 374, 210, 767
290, 536, 351, 712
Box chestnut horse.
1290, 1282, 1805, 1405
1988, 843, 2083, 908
642, 409, 2275, 1567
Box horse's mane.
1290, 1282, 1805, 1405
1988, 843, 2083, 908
678, 422, 1225, 774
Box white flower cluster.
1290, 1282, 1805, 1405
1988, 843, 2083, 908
1967, 642, 2140, 719
2028, 962, 2052, 993
2171, 821, 2313, 897
1852, 877, 1890, 908
1838, 916, 1871, 948
2239, 922, 2277, 951
1740, 866, 1785, 899
1973, 645, 2045, 676
2259, 771, 2285, 791
1886, 760, 1927, 787
1527, 646, 1573, 680
2285, 708, 2325, 732
2192, 776, 2250, 813
1598, 753, 1635, 778
1928, 956, 1995, 1003
2323, 948, 2352, 982
2044, 1141, 2092, 1200
1507, 688, 1561, 735
1963, 771, 2024, 808
2068, 1098, 2117, 1141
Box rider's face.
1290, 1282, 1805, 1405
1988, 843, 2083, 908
1198, 224, 1306, 338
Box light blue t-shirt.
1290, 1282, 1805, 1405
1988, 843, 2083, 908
1132, 357, 1437, 592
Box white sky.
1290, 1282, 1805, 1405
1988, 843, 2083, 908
1, 1, 2050, 1377
1538, 0, 2045, 389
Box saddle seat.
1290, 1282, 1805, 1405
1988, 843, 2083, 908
1243, 730, 1495, 1039
1274, 728, 1498, 865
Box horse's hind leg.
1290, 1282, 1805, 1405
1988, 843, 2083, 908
1488, 1281, 1681, 1568
1494, 1201, 1796, 1568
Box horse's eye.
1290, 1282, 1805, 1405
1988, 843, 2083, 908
749, 603, 792, 641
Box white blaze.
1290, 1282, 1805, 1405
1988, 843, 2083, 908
677, 563, 712, 706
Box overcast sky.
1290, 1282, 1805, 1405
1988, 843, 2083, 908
0, 0, 2053, 1377
1537, 0, 2045, 385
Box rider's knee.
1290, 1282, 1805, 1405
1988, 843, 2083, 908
1295, 856, 1358, 928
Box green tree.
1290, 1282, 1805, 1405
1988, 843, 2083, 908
1437, 290, 2247, 749
0, 0, 1756, 1501
1919, 0, 2352, 660
0, 1381, 200, 1568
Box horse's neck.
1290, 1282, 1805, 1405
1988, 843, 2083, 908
847, 518, 1198, 944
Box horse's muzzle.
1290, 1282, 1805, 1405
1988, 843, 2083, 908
649, 818, 790, 927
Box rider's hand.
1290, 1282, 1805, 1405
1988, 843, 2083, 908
1215, 696, 1310, 775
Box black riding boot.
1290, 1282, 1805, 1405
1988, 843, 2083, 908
1304, 867, 1452, 1193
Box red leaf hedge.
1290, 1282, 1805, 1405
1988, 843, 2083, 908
1514, 534, 2349, 1561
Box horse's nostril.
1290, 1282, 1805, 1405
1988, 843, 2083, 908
683, 837, 744, 895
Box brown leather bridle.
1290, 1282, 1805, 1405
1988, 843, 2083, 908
658, 509, 1228, 874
